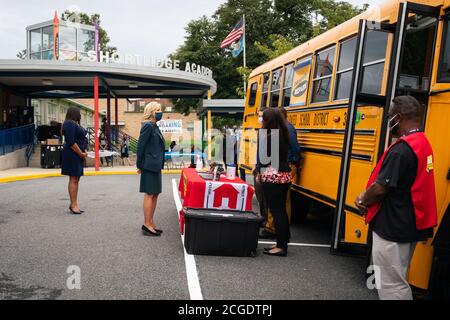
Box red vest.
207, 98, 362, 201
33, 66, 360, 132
365, 132, 438, 230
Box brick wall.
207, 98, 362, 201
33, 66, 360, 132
74, 98, 202, 146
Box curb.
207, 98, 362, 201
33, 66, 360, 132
0, 169, 182, 184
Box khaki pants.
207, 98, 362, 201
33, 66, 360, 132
265, 163, 298, 233
372, 231, 417, 300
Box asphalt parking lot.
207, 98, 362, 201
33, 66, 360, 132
0, 174, 377, 300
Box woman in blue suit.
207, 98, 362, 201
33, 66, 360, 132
137, 102, 165, 236
61, 107, 87, 215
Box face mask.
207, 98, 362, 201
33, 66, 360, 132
258, 117, 263, 125
155, 112, 163, 121
388, 113, 400, 136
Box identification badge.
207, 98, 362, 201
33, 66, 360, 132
426, 155, 434, 173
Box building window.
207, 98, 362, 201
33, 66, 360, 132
269, 68, 283, 108
30, 28, 42, 56
42, 26, 54, 51
48, 102, 58, 122
261, 72, 270, 110
311, 46, 335, 103
59, 25, 77, 61
77, 29, 95, 61
32, 100, 41, 126
335, 37, 357, 100
281, 62, 294, 106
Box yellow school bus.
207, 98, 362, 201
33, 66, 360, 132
239, 0, 450, 294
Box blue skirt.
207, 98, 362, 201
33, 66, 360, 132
139, 169, 162, 194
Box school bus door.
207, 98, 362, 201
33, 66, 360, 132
331, 2, 442, 254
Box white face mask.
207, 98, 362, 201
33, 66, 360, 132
388, 113, 400, 133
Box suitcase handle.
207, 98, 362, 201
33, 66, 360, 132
209, 213, 234, 218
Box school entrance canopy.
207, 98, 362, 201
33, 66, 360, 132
0, 59, 217, 170
199, 99, 245, 159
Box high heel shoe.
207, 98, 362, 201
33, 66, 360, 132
69, 207, 82, 215
264, 246, 276, 252
142, 225, 161, 237
263, 249, 287, 257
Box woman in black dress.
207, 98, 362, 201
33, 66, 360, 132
136, 102, 165, 236
61, 107, 88, 215
255, 108, 291, 256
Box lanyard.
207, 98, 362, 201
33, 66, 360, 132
402, 128, 421, 137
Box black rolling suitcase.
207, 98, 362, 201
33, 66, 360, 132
184, 208, 263, 257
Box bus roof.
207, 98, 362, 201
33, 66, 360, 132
250, 0, 444, 78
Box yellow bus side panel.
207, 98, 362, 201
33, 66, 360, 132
408, 94, 450, 290
345, 212, 368, 244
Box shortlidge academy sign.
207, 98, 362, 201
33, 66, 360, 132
84, 50, 213, 79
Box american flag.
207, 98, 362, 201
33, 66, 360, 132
220, 18, 244, 49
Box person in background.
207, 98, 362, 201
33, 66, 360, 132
355, 96, 437, 300
256, 108, 292, 256
99, 132, 112, 167
137, 102, 165, 237
259, 108, 301, 239
121, 133, 132, 166
253, 111, 269, 231
61, 107, 87, 215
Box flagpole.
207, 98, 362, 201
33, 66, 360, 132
243, 14, 247, 94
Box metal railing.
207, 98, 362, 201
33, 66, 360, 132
0, 124, 35, 156
25, 135, 37, 166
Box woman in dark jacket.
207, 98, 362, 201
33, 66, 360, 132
256, 108, 291, 256
61, 107, 88, 215
137, 102, 165, 236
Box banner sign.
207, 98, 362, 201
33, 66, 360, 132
290, 57, 312, 107
157, 119, 183, 133
53, 12, 59, 61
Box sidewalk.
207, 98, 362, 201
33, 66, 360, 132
0, 166, 181, 183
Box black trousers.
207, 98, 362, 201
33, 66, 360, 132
253, 174, 267, 221
262, 182, 291, 250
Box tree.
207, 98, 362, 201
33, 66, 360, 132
61, 11, 117, 54
312, 1, 369, 36
254, 34, 296, 61
171, 0, 366, 112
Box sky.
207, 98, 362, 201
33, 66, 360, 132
0, 0, 385, 60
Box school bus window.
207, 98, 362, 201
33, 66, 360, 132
335, 37, 357, 100
281, 62, 294, 106
438, 16, 450, 82
311, 46, 335, 103
398, 15, 437, 91
248, 82, 258, 107
269, 67, 283, 107
360, 31, 388, 95
261, 72, 270, 110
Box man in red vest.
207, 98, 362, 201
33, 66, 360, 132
355, 95, 437, 300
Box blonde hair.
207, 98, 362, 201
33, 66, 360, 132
143, 101, 162, 122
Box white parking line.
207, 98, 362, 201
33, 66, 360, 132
258, 241, 330, 248
172, 179, 203, 300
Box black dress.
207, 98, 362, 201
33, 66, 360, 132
61, 121, 87, 177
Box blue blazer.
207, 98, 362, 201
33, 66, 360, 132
136, 122, 165, 172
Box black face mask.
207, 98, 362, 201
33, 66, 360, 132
388, 114, 400, 136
